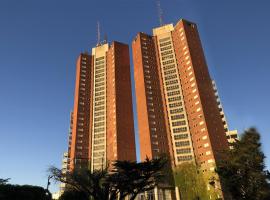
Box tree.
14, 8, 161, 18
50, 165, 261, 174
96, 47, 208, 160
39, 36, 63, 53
49, 156, 167, 200
174, 162, 209, 200
108, 156, 168, 200
216, 127, 270, 200
0, 184, 51, 200
49, 166, 110, 200
59, 190, 88, 200
0, 178, 10, 185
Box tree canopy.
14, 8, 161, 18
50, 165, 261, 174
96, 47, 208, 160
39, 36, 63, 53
0, 178, 10, 185
50, 156, 168, 200
216, 127, 270, 200
0, 184, 51, 200
174, 162, 209, 200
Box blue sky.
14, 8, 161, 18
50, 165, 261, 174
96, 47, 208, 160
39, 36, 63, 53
0, 0, 269, 192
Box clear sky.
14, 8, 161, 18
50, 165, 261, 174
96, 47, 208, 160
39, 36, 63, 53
0, 0, 269, 192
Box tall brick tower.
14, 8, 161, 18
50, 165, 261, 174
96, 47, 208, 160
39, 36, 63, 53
132, 19, 228, 173
69, 41, 136, 171
70, 53, 92, 170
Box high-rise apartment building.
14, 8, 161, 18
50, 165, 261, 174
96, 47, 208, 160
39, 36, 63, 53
69, 41, 136, 171
132, 19, 229, 173
69, 53, 92, 170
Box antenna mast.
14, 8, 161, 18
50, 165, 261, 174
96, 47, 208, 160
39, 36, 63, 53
104, 33, 108, 43
156, 0, 164, 26
97, 21, 101, 46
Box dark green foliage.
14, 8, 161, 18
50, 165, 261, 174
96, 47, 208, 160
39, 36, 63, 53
59, 190, 88, 200
49, 167, 110, 200
0, 178, 10, 185
216, 128, 270, 200
0, 184, 51, 200
49, 156, 167, 200
108, 157, 168, 200
174, 162, 209, 200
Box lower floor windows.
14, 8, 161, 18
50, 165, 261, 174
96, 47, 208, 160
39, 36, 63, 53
174, 134, 188, 140
176, 148, 191, 154
175, 140, 190, 147
177, 155, 193, 162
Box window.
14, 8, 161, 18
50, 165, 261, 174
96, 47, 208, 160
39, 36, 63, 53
94, 139, 104, 145
93, 145, 105, 151
177, 155, 193, 162
176, 148, 191, 154
202, 135, 207, 140
168, 96, 181, 102
172, 120, 186, 126
162, 55, 174, 61
159, 37, 171, 42
204, 143, 209, 147
171, 114, 185, 120
173, 127, 187, 133
174, 134, 188, 140
169, 102, 182, 108
170, 108, 183, 114
175, 140, 190, 147
167, 85, 179, 91
163, 64, 175, 71
166, 80, 178, 86
95, 73, 105, 79
96, 78, 105, 83
163, 59, 174, 65
167, 90, 180, 96
161, 50, 173, 56
95, 96, 104, 101
165, 74, 177, 81
164, 69, 176, 76
94, 128, 105, 133
95, 91, 105, 97
94, 117, 105, 122
160, 45, 172, 51
160, 41, 171, 47
95, 87, 105, 92
96, 69, 105, 74
94, 122, 104, 127
94, 133, 104, 139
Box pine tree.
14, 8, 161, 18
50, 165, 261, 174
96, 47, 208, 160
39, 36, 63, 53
216, 128, 270, 200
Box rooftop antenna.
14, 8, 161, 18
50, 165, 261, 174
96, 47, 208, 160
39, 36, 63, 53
104, 33, 108, 44
156, 0, 164, 26
97, 21, 101, 46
